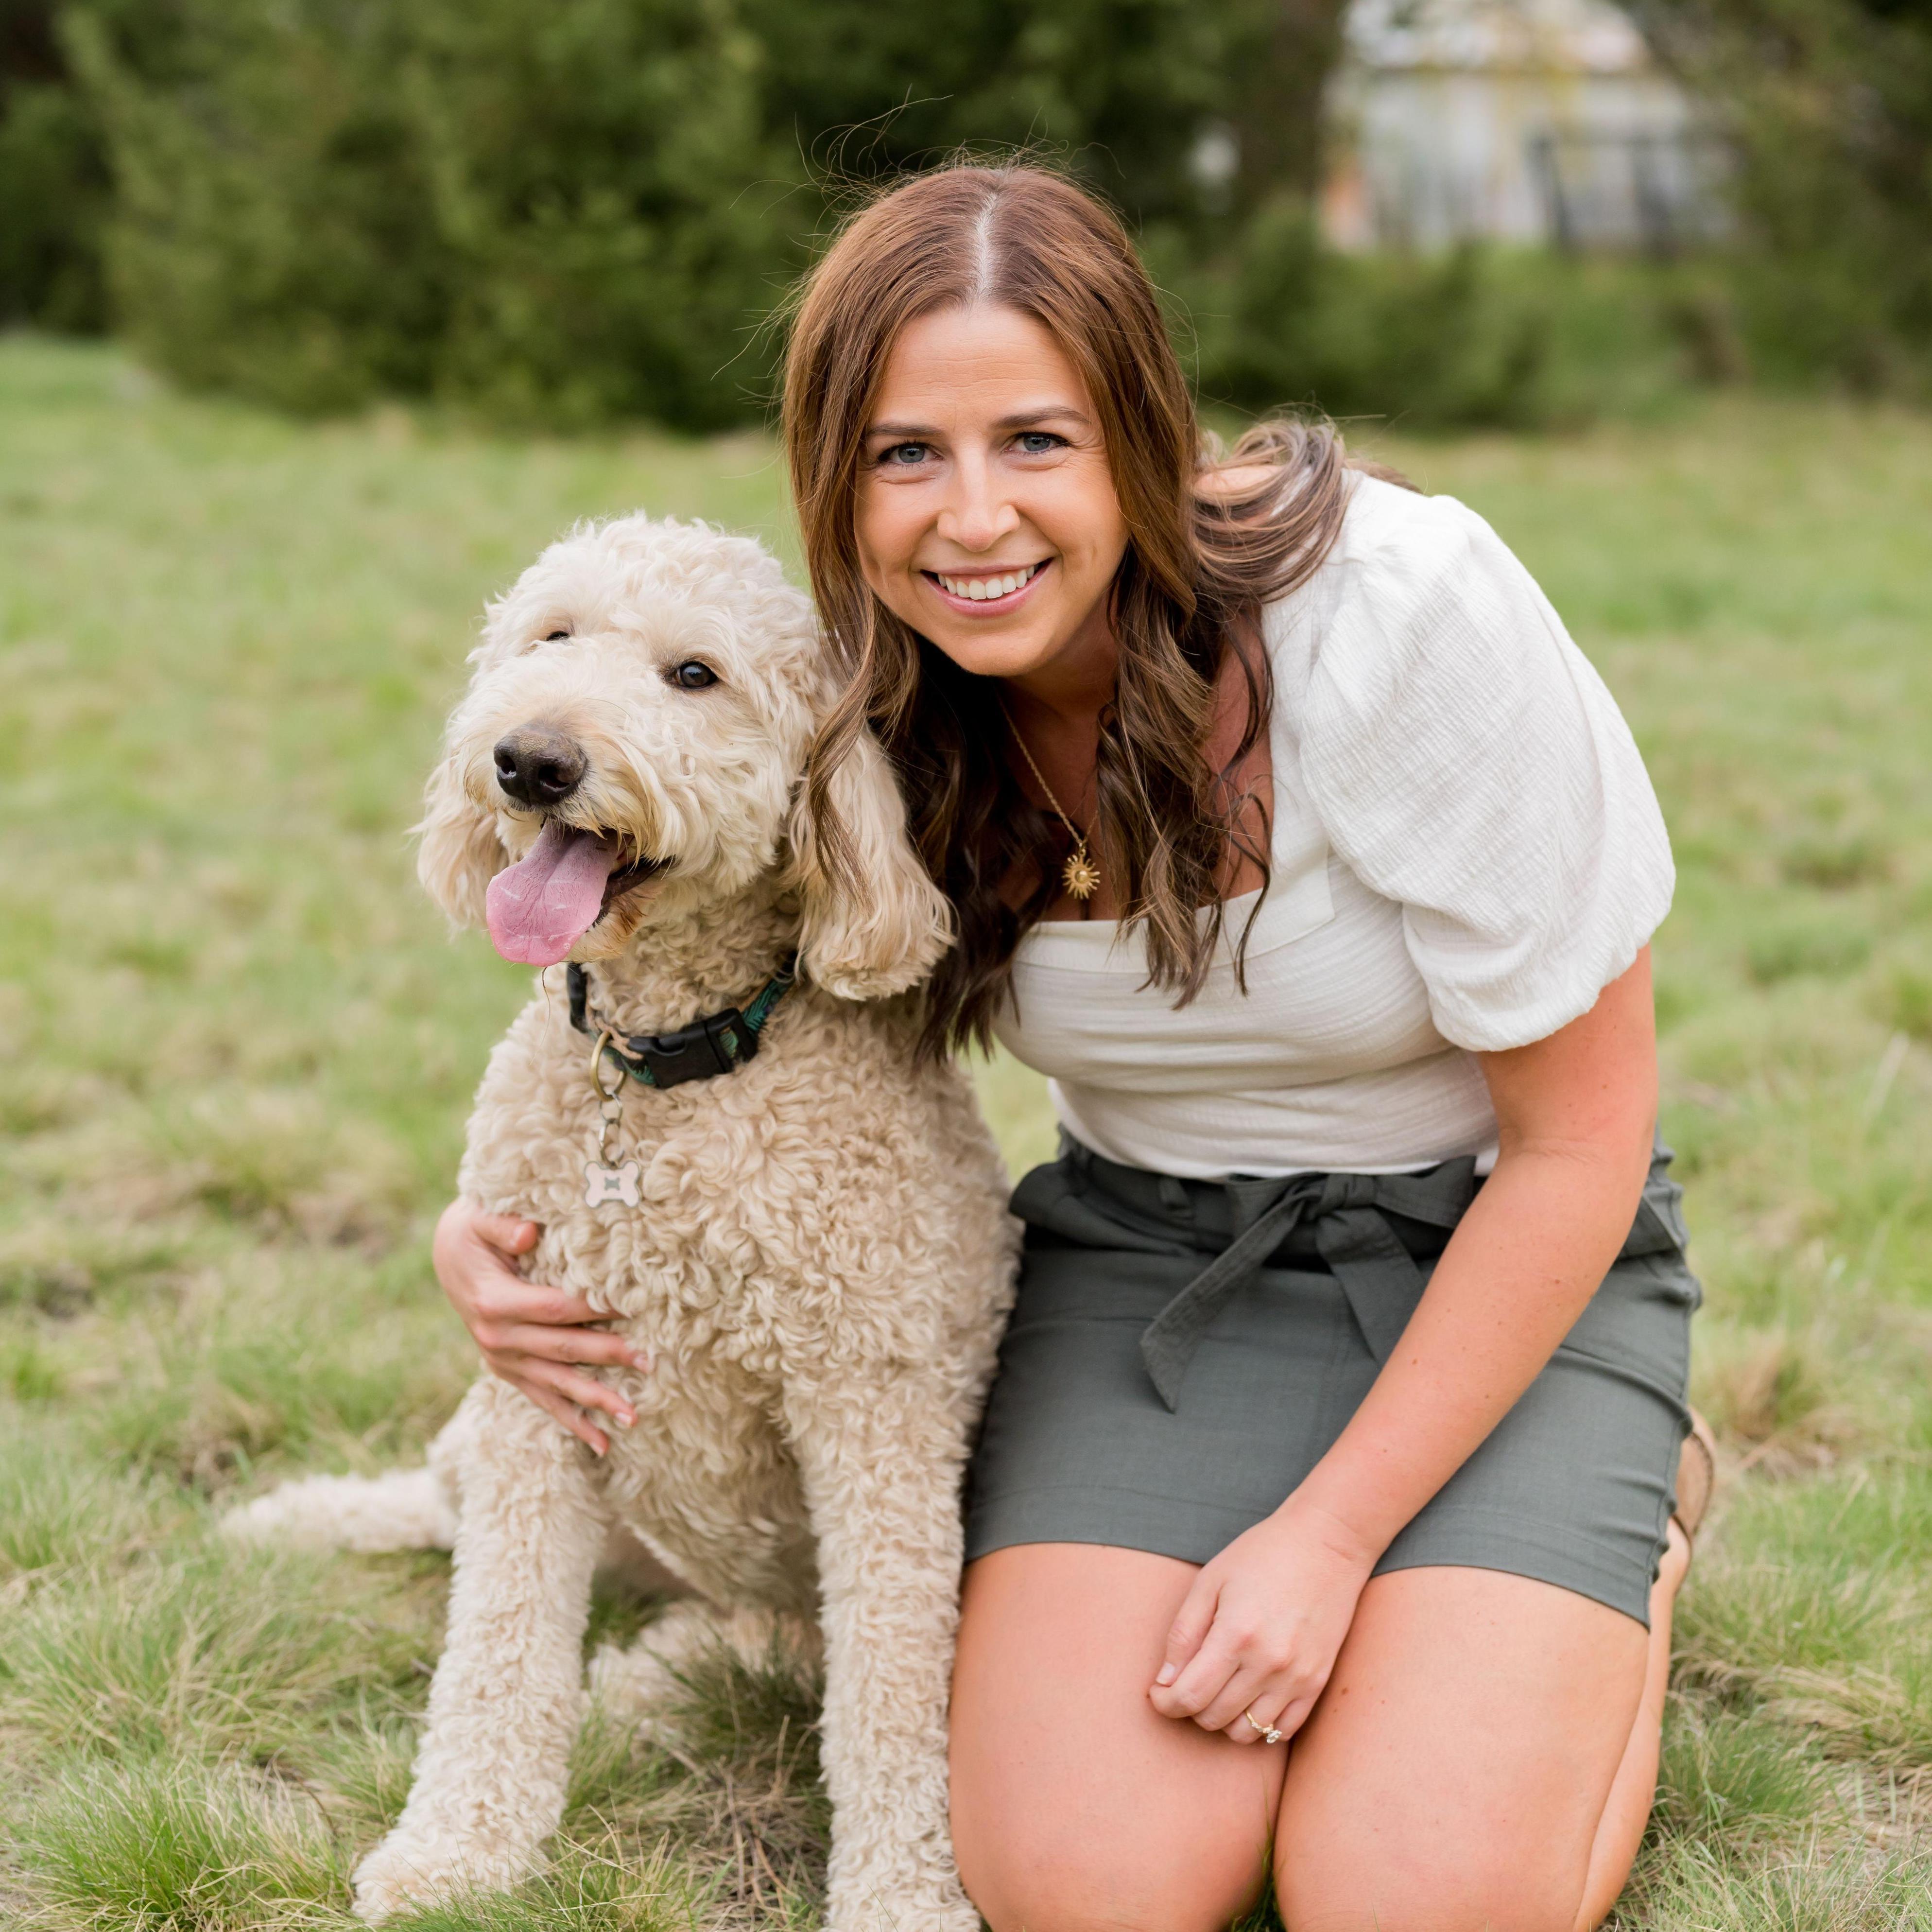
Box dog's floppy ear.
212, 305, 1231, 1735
788, 728, 953, 1000
414, 746, 504, 929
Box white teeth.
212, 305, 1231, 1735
935, 563, 1041, 601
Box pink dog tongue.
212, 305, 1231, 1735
485, 822, 624, 966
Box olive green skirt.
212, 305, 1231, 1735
964, 1138, 1700, 1626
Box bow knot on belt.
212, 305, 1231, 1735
1135, 1164, 1479, 1410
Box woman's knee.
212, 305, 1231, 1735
960, 1822, 1267, 1932
1277, 1838, 1587, 1932
951, 1544, 1280, 1931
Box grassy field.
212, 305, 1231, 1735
2, 332, 1931, 1930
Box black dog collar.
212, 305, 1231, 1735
567, 956, 797, 1089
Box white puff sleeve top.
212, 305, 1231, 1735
990, 473, 1675, 1180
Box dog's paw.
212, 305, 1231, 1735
351, 1829, 525, 1924
586, 1634, 687, 1737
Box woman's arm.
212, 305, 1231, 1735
432, 1199, 652, 1454
1148, 949, 1659, 1740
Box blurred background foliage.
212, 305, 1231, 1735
1639, 0, 1932, 393
0, 0, 1927, 429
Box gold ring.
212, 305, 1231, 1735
1244, 1709, 1285, 1745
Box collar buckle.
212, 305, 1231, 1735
617, 1007, 755, 1088
566, 957, 796, 1089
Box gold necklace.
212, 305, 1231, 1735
1003, 709, 1102, 902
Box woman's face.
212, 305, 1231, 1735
854, 303, 1130, 688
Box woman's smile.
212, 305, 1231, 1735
921, 557, 1053, 613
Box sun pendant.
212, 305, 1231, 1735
1062, 843, 1102, 902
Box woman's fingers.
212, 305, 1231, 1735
1216, 1666, 1329, 1745
516, 1357, 637, 1427
500, 1321, 649, 1373
1265, 1690, 1321, 1745
490, 1357, 633, 1444
515, 1377, 610, 1456
472, 1212, 540, 1257
466, 1258, 617, 1334
1150, 1596, 1319, 1736
469, 1284, 645, 1360
1152, 1569, 1220, 1693
1194, 1662, 1281, 1738
516, 1284, 632, 1331
1149, 1640, 1241, 1723
1150, 1586, 1251, 1719
438, 1198, 651, 1450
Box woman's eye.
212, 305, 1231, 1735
670, 661, 718, 690
878, 442, 932, 468
1015, 432, 1065, 455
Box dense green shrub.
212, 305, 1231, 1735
1642, 0, 1932, 391
0, 0, 165, 328
67, 0, 796, 426
737, 0, 1336, 229
0, 71, 101, 328
1176, 201, 1720, 429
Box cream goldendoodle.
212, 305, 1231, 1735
227, 516, 1018, 1929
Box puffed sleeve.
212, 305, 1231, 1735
1290, 485, 1674, 1053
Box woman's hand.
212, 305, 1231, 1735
432, 1197, 650, 1455
1146, 1496, 1378, 1745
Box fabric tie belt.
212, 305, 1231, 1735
1012, 1140, 1689, 1412
1138, 1164, 1479, 1410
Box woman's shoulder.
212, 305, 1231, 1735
1255, 474, 1674, 1056
1263, 472, 1551, 703
1322, 470, 1505, 595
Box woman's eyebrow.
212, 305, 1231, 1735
992, 406, 1090, 430
863, 404, 1091, 440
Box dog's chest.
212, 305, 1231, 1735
462, 995, 922, 1371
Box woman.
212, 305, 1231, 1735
432, 165, 1710, 1932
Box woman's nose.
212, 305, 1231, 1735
937, 457, 1020, 552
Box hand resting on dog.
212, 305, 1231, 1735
432, 1198, 648, 1455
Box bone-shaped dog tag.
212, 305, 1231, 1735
584, 1159, 642, 1209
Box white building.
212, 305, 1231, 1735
1320, 0, 1726, 250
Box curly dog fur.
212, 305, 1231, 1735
226, 516, 1018, 1929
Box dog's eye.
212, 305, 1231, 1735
542, 629, 571, 643
669, 661, 718, 690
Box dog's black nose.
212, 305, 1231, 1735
493, 727, 587, 807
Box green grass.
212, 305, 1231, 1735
1, 332, 1930, 1927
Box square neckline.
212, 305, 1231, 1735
1012, 653, 1330, 968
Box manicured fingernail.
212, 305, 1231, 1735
616, 1411, 635, 1428
631, 1350, 652, 1370
1155, 1664, 1177, 1686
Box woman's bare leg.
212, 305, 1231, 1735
950, 1544, 1283, 1932
1574, 1521, 1691, 1929
1273, 1566, 1653, 1932
951, 1541, 1687, 1932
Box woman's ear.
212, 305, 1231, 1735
414, 747, 505, 929
788, 729, 953, 1000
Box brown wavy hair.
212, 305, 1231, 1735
783, 163, 1364, 1054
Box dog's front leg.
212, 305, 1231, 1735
352, 1379, 610, 1923
786, 1376, 980, 1932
